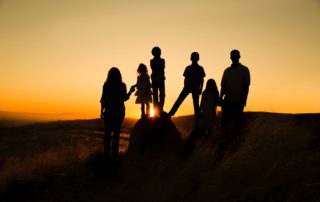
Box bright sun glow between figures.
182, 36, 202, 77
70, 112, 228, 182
150, 108, 155, 117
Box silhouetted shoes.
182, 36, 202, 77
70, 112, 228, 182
161, 111, 172, 118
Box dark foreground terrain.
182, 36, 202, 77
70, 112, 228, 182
0, 112, 320, 201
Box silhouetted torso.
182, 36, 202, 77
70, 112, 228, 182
183, 64, 206, 93
221, 63, 250, 102
135, 74, 152, 104
150, 58, 165, 82
101, 82, 128, 115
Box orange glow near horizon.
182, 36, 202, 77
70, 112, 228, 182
0, 0, 320, 119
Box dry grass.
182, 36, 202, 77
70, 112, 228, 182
0, 113, 320, 201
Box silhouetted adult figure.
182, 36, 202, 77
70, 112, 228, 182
169, 52, 206, 126
150, 47, 166, 116
220, 49, 250, 137
100, 67, 135, 159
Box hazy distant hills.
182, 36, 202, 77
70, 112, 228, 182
0, 111, 95, 127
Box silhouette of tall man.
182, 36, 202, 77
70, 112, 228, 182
220, 49, 250, 135
169, 52, 206, 125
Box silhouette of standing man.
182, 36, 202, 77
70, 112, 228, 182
169, 52, 206, 126
150, 47, 166, 116
220, 49, 250, 136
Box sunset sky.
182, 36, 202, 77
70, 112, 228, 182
1, 0, 320, 118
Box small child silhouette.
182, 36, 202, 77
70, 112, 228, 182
134, 63, 153, 118
150, 46, 166, 116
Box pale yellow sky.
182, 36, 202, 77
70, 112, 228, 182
1, 0, 320, 118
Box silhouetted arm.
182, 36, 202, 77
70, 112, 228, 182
100, 85, 106, 119
220, 86, 225, 101
122, 84, 136, 101
242, 85, 249, 107
242, 67, 250, 107
200, 92, 205, 111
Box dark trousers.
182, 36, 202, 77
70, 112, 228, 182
103, 112, 125, 158
169, 87, 200, 124
221, 101, 244, 136
152, 81, 165, 113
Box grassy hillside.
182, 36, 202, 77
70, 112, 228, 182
0, 112, 319, 201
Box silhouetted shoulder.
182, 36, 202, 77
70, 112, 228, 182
183, 64, 205, 78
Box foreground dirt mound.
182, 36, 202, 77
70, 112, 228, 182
128, 117, 182, 154
1, 113, 320, 201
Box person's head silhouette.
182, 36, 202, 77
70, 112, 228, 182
206, 79, 218, 93
230, 49, 241, 65
107, 67, 122, 84
137, 63, 148, 76
152, 47, 161, 58
191, 52, 199, 63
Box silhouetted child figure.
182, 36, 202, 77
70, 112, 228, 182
199, 79, 220, 139
150, 47, 166, 116
134, 63, 152, 118
169, 52, 206, 126
100, 67, 135, 159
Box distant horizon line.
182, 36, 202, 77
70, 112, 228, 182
1, 110, 319, 120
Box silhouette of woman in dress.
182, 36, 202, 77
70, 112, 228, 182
100, 67, 135, 159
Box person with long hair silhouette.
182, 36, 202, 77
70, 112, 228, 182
100, 67, 135, 159
150, 46, 166, 116
168, 52, 206, 126
134, 63, 153, 118
199, 79, 220, 138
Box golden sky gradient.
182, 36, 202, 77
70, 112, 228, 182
1, 0, 320, 118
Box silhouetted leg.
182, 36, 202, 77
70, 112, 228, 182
146, 103, 150, 117
103, 117, 112, 158
192, 92, 200, 127
234, 102, 244, 138
221, 101, 232, 136
111, 132, 120, 158
111, 113, 124, 158
152, 82, 159, 114
169, 88, 189, 116
141, 104, 145, 118
217, 101, 233, 156
159, 81, 165, 113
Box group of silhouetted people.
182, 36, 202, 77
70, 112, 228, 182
100, 48, 250, 159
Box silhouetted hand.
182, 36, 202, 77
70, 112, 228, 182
100, 112, 104, 120
218, 98, 224, 107
129, 86, 135, 93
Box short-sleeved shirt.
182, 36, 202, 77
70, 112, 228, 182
150, 58, 165, 82
183, 64, 206, 92
221, 63, 250, 102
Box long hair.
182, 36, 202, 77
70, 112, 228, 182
106, 67, 122, 84
137, 63, 148, 76
205, 79, 219, 100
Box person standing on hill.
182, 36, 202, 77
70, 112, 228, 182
150, 46, 166, 117
134, 63, 153, 118
220, 49, 251, 136
100, 67, 135, 159
199, 79, 220, 138
168, 52, 206, 126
